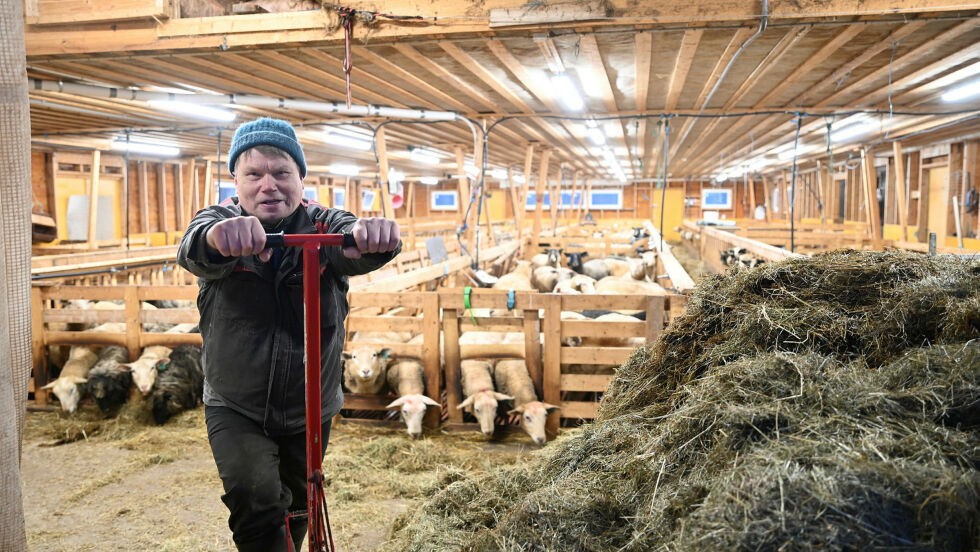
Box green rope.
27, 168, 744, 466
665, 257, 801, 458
464, 286, 478, 326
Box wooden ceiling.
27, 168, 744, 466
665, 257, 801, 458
23, 0, 980, 183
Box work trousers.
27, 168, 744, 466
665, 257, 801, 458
206, 405, 331, 552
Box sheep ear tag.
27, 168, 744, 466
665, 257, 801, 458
156, 360, 169, 372
380, 350, 389, 359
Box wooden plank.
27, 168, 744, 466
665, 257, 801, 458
42, 310, 126, 324
531, 148, 551, 256
459, 344, 525, 359
559, 347, 632, 365
542, 294, 561, 436
861, 149, 883, 247
40, 286, 125, 301
45, 330, 127, 347
142, 333, 204, 346
136, 285, 199, 300
443, 308, 462, 423
342, 394, 396, 411
174, 163, 186, 231
27, 0, 171, 25
157, 162, 169, 234
421, 293, 441, 428
124, 286, 141, 360
31, 287, 49, 405
560, 401, 599, 420
645, 295, 665, 344
523, 309, 542, 394
560, 373, 614, 392
562, 319, 647, 338
346, 316, 423, 333
141, 309, 199, 324
893, 142, 909, 242
87, 150, 101, 247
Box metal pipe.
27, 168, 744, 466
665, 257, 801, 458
29, 78, 459, 121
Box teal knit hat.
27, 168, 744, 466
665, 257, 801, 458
228, 117, 307, 178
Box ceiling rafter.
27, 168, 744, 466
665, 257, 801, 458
661, 27, 755, 176
688, 20, 980, 175
484, 38, 605, 172
575, 33, 633, 176
676, 26, 812, 173
634, 31, 652, 177
665, 29, 703, 111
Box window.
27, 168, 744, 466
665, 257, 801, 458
361, 189, 377, 212
701, 188, 732, 210
333, 188, 345, 209
525, 190, 593, 210
431, 190, 459, 211
589, 189, 623, 210
218, 185, 236, 203
303, 187, 317, 201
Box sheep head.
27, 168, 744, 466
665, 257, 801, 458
42, 376, 88, 413
387, 394, 440, 438
510, 401, 560, 445
458, 390, 513, 435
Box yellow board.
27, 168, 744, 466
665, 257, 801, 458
927, 166, 949, 242
650, 187, 684, 241
487, 189, 507, 222
55, 176, 123, 241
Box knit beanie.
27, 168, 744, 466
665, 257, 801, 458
227, 117, 307, 178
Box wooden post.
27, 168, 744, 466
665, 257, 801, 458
584, 177, 594, 221
860, 149, 883, 248
202, 160, 214, 208
30, 287, 47, 405
174, 163, 185, 231
190, 158, 200, 218
124, 286, 140, 360
376, 127, 395, 218
407, 181, 417, 249
550, 166, 561, 233
87, 150, 101, 247
570, 170, 581, 225
523, 308, 542, 395
779, 171, 790, 221
506, 168, 520, 225
519, 143, 534, 249
762, 175, 772, 223
45, 152, 57, 226
455, 146, 472, 250
530, 148, 552, 257
541, 294, 561, 437
964, 141, 978, 238
893, 142, 909, 242
442, 308, 462, 423
157, 162, 169, 235
421, 293, 441, 428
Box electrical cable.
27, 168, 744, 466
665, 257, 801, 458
789, 115, 803, 253
659, 117, 671, 252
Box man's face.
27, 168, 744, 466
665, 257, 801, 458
234, 148, 304, 225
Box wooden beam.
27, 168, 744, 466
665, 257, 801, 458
376, 126, 395, 217
202, 160, 213, 208
27, 1, 973, 57
531, 148, 551, 256
861, 148, 883, 247
87, 150, 101, 247
157, 162, 169, 234
174, 163, 185, 231
634, 31, 652, 177
578, 34, 631, 175
665, 29, 703, 111
138, 161, 149, 233
455, 145, 472, 248
893, 142, 909, 241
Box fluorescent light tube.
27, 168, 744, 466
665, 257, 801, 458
323, 131, 372, 151
409, 148, 442, 165
831, 122, 873, 143
551, 74, 584, 111
490, 168, 507, 179
147, 100, 235, 122
942, 78, 980, 102
329, 164, 360, 176
419, 176, 439, 185
587, 127, 606, 146
109, 140, 180, 156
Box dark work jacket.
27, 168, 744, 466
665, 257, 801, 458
177, 198, 400, 435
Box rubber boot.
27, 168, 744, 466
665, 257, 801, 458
235, 525, 289, 552
287, 518, 307, 552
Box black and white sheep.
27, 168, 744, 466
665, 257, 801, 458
150, 344, 204, 425
84, 345, 132, 414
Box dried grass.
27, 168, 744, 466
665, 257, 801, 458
387, 250, 980, 552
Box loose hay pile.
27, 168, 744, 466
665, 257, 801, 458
387, 250, 980, 551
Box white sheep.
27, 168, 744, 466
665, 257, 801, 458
385, 359, 440, 438
492, 359, 559, 445
42, 321, 126, 413
457, 359, 512, 435
126, 323, 198, 394
492, 260, 535, 291
342, 346, 392, 394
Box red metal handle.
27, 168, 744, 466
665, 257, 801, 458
265, 232, 355, 249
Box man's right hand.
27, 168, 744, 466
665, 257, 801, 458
205, 216, 273, 262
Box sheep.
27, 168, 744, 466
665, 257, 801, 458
385, 359, 440, 438
530, 248, 562, 269
83, 345, 132, 414
42, 321, 125, 413
531, 266, 560, 292
125, 323, 199, 394
150, 344, 204, 424
492, 260, 534, 291
566, 252, 612, 281
493, 359, 559, 445
126, 346, 173, 395
457, 359, 512, 435
342, 346, 392, 394
594, 276, 665, 295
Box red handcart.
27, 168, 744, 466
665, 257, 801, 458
265, 231, 355, 552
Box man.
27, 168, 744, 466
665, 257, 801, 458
177, 117, 400, 552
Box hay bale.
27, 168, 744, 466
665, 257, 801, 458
387, 251, 980, 551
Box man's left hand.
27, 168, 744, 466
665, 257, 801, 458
344, 217, 400, 259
